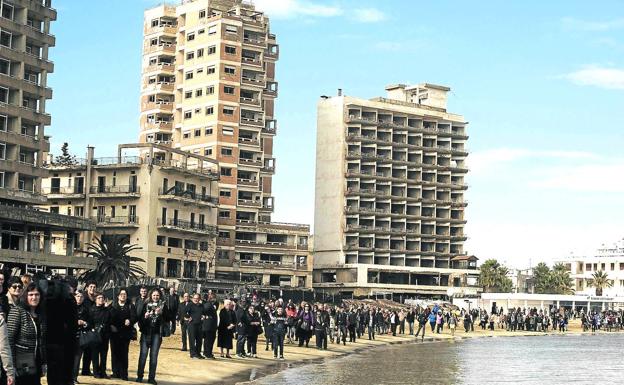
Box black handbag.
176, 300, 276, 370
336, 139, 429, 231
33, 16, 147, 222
79, 328, 102, 349
15, 350, 37, 377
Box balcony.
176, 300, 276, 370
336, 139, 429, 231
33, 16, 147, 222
0, 102, 51, 125
89, 185, 140, 198
241, 76, 265, 88
145, 25, 177, 36
239, 157, 263, 167
143, 82, 175, 93
257, 221, 310, 232
239, 96, 261, 106
237, 178, 259, 187
241, 56, 262, 67
158, 187, 218, 206
144, 63, 175, 74
261, 164, 275, 173
0, 72, 52, 99
240, 116, 264, 127
42, 186, 85, 199
92, 216, 139, 228
238, 137, 260, 147
142, 101, 174, 112
153, 158, 220, 180
0, 45, 53, 72
235, 218, 257, 227
158, 219, 217, 235
144, 43, 176, 55
0, 187, 47, 205
237, 198, 262, 207
235, 239, 295, 250
242, 37, 266, 48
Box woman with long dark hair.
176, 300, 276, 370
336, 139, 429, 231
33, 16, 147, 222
110, 288, 136, 381
137, 288, 166, 384
7, 283, 46, 385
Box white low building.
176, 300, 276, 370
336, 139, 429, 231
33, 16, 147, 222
556, 239, 624, 297
476, 293, 624, 313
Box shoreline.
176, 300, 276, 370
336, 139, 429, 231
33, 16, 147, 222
63, 321, 618, 385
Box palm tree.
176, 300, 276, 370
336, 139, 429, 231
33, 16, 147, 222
587, 270, 613, 296
478, 259, 513, 293
533, 262, 551, 294
550, 263, 575, 294
81, 235, 145, 286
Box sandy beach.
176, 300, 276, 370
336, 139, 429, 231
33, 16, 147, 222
40, 318, 607, 385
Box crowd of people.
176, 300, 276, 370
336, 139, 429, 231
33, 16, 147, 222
3, 272, 624, 385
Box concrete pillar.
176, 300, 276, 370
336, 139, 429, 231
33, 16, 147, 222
587, 301, 591, 312
540, 300, 544, 310
506, 298, 510, 312
524, 300, 528, 309
66, 231, 74, 256
43, 230, 51, 253
572, 301, 576, 311
557, 300, 560, 309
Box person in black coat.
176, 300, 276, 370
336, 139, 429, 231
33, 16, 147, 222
234, 300, 247, 357
90, 293, 111, 379
80, 281, 97, 377
244, 305, 262, 358
364, 308, 377, 340
177, 293, 190, 352
217, 300, 236, 358
201, 293, 218, 359
165, 287, 179, 335
185, 293, 204, 359
314, 306, 329, 350
110, 288, 136, 381
73, 291, 91, 383
43, 277, 77, 385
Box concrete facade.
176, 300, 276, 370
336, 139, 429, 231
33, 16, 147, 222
136, 0, 311, 288
556, 239, 624, 297
0, 0, 95, 274
314, 85, 478, 297
42, 144, 219, 279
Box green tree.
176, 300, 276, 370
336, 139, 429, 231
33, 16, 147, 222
54, 142, 78, 166
587, 270, 613, 296
533, 262, 552, 294
478, 259, 513, 293
550, 263, 575, 294
80, 235, 145, 286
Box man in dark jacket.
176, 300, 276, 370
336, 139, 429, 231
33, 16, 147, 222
347, 308, 357, 343
415, 309, 428, 341
406, 309, 415, 335
365, 308, 377, 340
80, 280, 97, 376
235, 300, 248, 357
336, 307, 348, 345
177, 292, 191, 351
314, 306, 329, 350
44, 278, 77, 385
202, 292, 218, 359
186, 293, 204, 359
166, 286, 179, 335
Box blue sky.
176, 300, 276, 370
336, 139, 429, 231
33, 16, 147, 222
49, 0, 624, 268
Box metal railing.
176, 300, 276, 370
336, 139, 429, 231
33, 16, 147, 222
158, 188, 218, 204
89, 185, 140, 194
92, 216, 139, 225
42, 186, 85, 195
159, 219, 217, 234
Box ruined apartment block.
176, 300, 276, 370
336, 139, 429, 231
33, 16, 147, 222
314, 84, 479, 297
140, 0, 311, 288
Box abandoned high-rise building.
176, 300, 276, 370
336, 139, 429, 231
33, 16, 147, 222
0, 0, 94, 273
140, 0, 311, 288
314, 84, 479, 297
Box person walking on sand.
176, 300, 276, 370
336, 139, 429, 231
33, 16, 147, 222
448, 313, 457, 336
415, 309, 428, 341
271, 307, 287, 360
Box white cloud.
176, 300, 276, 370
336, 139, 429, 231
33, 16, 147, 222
561, 17, 624, 32
253, 0, 342, 19
351, 8, 386, 23
530, 162, 624, 193
561, 66, 624, 90
468, 148, 599, 175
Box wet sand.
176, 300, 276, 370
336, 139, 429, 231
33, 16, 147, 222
45, 319, 601, 385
